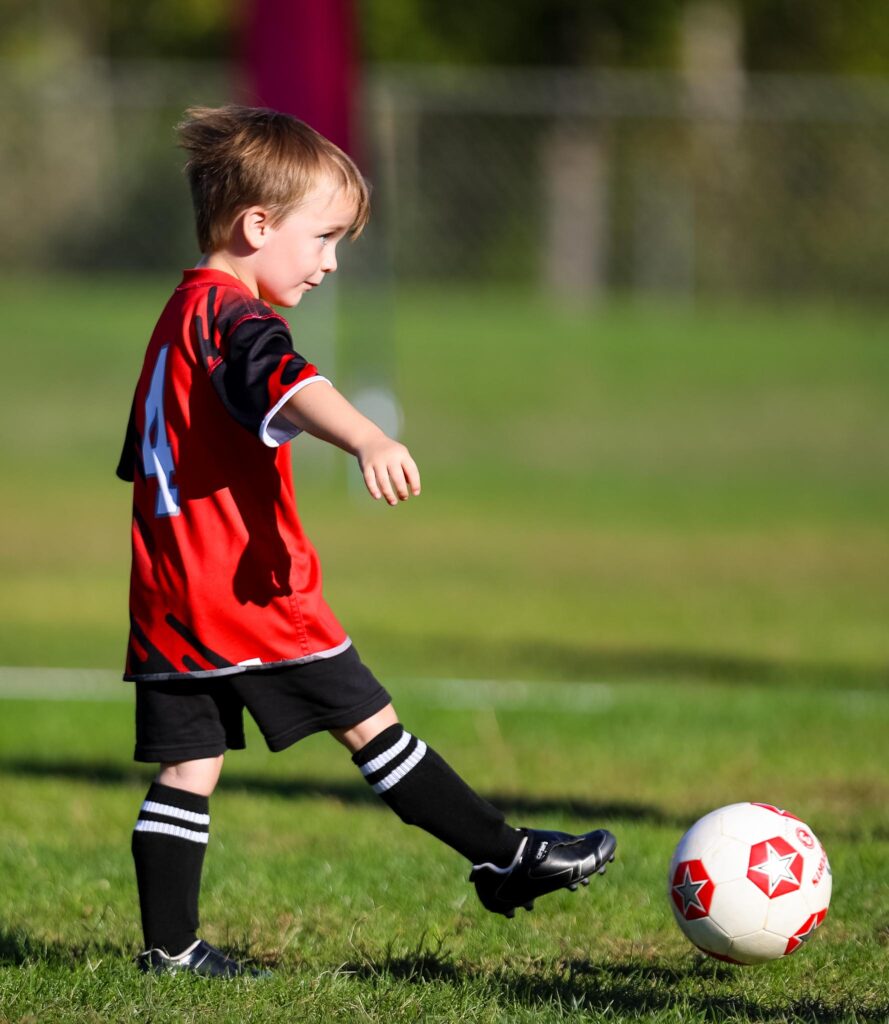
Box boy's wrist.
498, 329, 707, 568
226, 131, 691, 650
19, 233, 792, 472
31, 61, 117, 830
352, 423, 391, 457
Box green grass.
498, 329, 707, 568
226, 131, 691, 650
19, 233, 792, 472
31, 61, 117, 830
1, 278, 888, 679
0, 278, 888, 1020
0, 674, 887, 1023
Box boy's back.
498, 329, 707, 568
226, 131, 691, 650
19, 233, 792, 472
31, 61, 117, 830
117, 267, 347, 682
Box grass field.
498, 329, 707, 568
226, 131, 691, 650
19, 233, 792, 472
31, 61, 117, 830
0, 674, 887, 1022
0, 278, 888, 1021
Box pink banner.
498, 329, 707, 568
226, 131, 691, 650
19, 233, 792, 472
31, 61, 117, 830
240, 0, 359, 158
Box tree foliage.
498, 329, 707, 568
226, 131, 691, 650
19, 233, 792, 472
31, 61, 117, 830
0, 0, 233, 60
2, 0, 888, 73
740, 0, 889, 75
359, 0, 684, 68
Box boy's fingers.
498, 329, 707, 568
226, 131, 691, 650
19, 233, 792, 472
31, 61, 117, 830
390, 463, 411, 502
375, 463, 399, 505
362, 449, 421, 505
363, 466, 382, 500
403, 457, 421, 496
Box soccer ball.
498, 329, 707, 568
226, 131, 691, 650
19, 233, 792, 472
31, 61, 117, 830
668, 802, 831, 965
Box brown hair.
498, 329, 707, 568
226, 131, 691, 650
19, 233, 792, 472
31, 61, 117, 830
176, 105, 370, 253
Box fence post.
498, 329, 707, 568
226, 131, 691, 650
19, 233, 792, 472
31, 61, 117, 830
541, 121, 610, 302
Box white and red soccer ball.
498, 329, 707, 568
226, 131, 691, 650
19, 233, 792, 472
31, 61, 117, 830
668, 802, 831, 965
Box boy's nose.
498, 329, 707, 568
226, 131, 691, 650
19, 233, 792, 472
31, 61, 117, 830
321, 250, 338, 273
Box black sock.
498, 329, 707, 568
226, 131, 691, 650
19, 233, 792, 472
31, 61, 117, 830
352, 724, 522, 866
132, 781, 210, 956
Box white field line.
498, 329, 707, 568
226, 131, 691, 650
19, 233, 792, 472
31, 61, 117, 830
0, 666, 129, 701
0, 666, 616, 712
0, 667, 882, 713
410, 677, 615, 712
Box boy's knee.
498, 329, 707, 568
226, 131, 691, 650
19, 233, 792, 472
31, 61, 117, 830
329, 703, 399, 754
157, 755, 224, 797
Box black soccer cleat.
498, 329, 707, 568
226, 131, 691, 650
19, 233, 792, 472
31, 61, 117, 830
136, 939, 271, 978
470, 827, 617, 918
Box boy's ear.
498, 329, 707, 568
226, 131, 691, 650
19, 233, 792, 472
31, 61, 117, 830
239, 206, 271, 251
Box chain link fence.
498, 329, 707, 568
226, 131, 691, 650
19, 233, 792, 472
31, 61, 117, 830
3, 59, 889, 302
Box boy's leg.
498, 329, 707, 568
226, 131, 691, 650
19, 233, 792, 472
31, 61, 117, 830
331, 706, 616, 917
132, 756, 222, 958
131, 679, 268, 976
332, 706, 521, 866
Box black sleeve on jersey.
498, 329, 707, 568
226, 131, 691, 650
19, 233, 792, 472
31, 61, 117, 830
116, 396, 138, 482
210, 314, 309, 436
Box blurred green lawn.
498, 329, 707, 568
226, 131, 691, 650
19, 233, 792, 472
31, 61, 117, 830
1, 276, 887, 682
1, 278, 888, 1021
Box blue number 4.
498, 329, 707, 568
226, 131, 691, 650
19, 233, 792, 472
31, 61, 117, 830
143, 344, 180, 517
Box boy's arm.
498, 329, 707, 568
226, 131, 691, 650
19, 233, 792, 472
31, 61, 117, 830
282, 383, 421, 506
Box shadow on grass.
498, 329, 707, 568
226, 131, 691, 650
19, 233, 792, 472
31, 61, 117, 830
0, 927, 269, 972
5, 929, 886, 1020
0, 927, 127, 968
0, 757, 687, 828
2, 758, 888, 841
345, 947, 889, 1023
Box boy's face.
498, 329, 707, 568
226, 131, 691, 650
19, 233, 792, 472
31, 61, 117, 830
253, 182, 357, 308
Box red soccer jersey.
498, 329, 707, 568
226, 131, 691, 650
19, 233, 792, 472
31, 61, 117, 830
117, 268, 349, 681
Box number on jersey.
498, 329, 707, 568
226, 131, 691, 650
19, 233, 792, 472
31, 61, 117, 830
143, 344, 180, 517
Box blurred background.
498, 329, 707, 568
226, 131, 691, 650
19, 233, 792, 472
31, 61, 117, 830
1, 0, 888, 687
5, 0, 889, 294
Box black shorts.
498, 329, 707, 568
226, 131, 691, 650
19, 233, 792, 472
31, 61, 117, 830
134, 645, 391, 763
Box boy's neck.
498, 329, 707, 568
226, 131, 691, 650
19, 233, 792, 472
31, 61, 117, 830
195, 252, 259, 298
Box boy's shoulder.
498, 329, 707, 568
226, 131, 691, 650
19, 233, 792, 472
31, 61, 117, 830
214, 289, 287, 333
207, 287, 292, 367
167, 272, 292, 367
177, 272, 289, 335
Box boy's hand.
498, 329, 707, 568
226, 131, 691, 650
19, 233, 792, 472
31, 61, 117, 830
356, 436, 421, 505
283, 382, 421, 506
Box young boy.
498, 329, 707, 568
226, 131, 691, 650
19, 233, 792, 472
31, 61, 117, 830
117, 105, 616, 978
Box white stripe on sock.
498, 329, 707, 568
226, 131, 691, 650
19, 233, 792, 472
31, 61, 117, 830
141, 800, 210, 826
359, 730, 413, 777
134, 819, 209, 844
372, 740, 427, 794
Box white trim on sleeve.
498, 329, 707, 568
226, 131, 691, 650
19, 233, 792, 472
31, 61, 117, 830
260, 374, 331, 447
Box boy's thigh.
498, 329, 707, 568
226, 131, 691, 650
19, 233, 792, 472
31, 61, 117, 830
232, 644, 391, 753
134, 677, 246, 763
